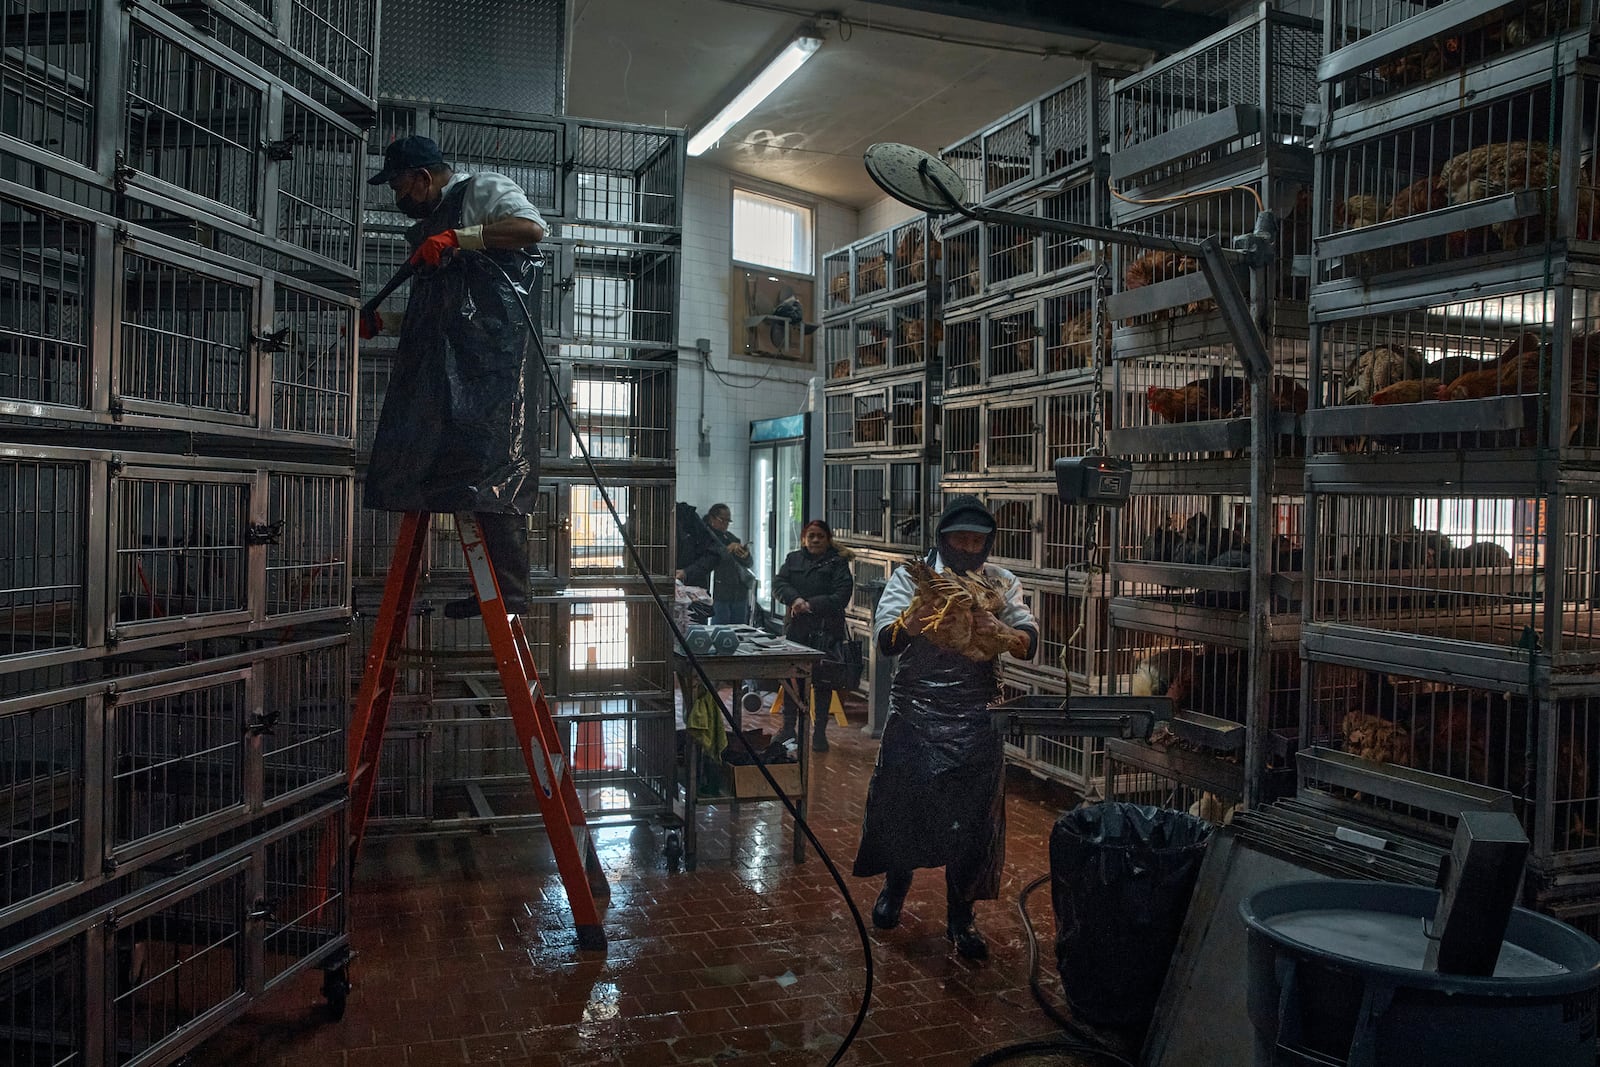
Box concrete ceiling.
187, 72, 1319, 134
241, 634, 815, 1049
565, 0, 1230, 208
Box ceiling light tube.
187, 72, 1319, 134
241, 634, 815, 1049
686, 34, 823, 157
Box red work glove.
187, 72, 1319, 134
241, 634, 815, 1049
358, 308, 383, 339
410, 229, 460, 267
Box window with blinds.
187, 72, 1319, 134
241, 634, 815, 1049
732, 188, 813, 274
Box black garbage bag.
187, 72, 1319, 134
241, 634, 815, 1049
1051, 801, 1213, 1028
364, 242, 542, 514
852, 640, 1006, 901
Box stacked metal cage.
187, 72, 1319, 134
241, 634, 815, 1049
1302, 0, 1600, 918
356, 105, 685, 830
823, 213, 945, 672
1096, 7, 1322, 815
923, 67, 1126, 792
1, 0, 370, 1057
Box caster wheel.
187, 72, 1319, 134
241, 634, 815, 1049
321, 964, 351, 1021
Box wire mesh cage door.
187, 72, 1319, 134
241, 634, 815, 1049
121, 19, 269, 228
107, 467, 254, 643
0, 456, 91, 669
0, 190, 95, 415
1, 692, 87, 920
112, 238, 261, 431
105, 670, 251, 867
109, 860, 250, 1065
0, 0, 99, 169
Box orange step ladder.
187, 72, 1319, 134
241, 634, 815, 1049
344, 510, 609, 950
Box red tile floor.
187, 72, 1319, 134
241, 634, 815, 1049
188, 696, 1138, 1066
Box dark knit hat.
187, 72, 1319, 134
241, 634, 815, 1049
937, 494, 995, 535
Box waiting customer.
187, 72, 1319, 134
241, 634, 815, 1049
773, 519, 854, 752
680, 503, 755, 625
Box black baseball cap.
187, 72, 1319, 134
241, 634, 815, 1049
368, 135, 445, 185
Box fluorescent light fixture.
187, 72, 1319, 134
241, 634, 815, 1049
687, 34, 822, 157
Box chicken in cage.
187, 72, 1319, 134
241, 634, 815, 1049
893, 223, 940, 285
1144, 370, 1309, 424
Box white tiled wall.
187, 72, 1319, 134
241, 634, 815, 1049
674, 160, 856, 532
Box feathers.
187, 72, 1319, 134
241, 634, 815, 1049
891, 558, 1011, 662
894, 227, 940, 283
1439, 141, 1560, 249
1342, 345, 1427, 405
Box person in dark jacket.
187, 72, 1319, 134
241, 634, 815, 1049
680, 503, 755, 624
853, 494, 1037, 961
361, 135, 547, 619
773, 519, 854, 752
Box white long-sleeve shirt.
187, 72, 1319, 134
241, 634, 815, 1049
443, 171, 548, 232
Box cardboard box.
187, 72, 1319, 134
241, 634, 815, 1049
724, 759, 801, 800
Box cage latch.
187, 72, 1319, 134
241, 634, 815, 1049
262, 134, 300, 162
248, 519, 285, 545
247, 898, 279, 923
112, 150, 136, 194
253, 327, 293, 353
246, 709, 279, 736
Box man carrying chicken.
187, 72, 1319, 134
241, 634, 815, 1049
853, 495, 1037, 960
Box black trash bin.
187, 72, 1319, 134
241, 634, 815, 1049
1050, 801, 1213, 1028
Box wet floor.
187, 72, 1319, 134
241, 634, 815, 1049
188, 695, 1139, 1066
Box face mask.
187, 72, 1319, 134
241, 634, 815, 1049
940, 540, 989, 575
396, 191, 434, 219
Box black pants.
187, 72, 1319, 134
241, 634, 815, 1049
476, 512, 531, 602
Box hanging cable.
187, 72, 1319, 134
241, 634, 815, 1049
1108, 175, 1264, 214
487, 256, 873, 1067
964, 874, 1137, 1067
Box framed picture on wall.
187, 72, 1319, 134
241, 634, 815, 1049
730, 266, 817, 363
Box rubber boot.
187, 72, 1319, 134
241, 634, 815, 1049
946, 897, 989, 961
811, 694, 830, 752
445, 513, 531, 618
772, 706, 798, 747
873, 870, 913, 930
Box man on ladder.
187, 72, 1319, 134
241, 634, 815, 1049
346, 135, 609, 951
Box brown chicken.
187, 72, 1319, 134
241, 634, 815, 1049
1050, 308, 1108, 372
828, 272, 850, 305
856, 253, 888, 293
1208, 376, 1309, 417
855, 323, 887, 368
897, 318, 943, 362
894, 226, 941, 283
1375, 34, 1461, 87
1341, 709, 1411, 766
1342, 344, 1428, 405
1439, 141, 1560, 248
1336, 194, 1381, 231
1122, 249, 1184, 289
1370, 379, 1437, 405
1372, 175, 1452, 270
1437, 364, 1508, 401
1147, 375, 1248, 424
889, 558, 1010, 662
830, 358, 850, 380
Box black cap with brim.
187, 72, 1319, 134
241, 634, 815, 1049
942, 520, 995, 533
368, 135, 445, 185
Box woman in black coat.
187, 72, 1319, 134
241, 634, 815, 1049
774, 519, 854, 751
